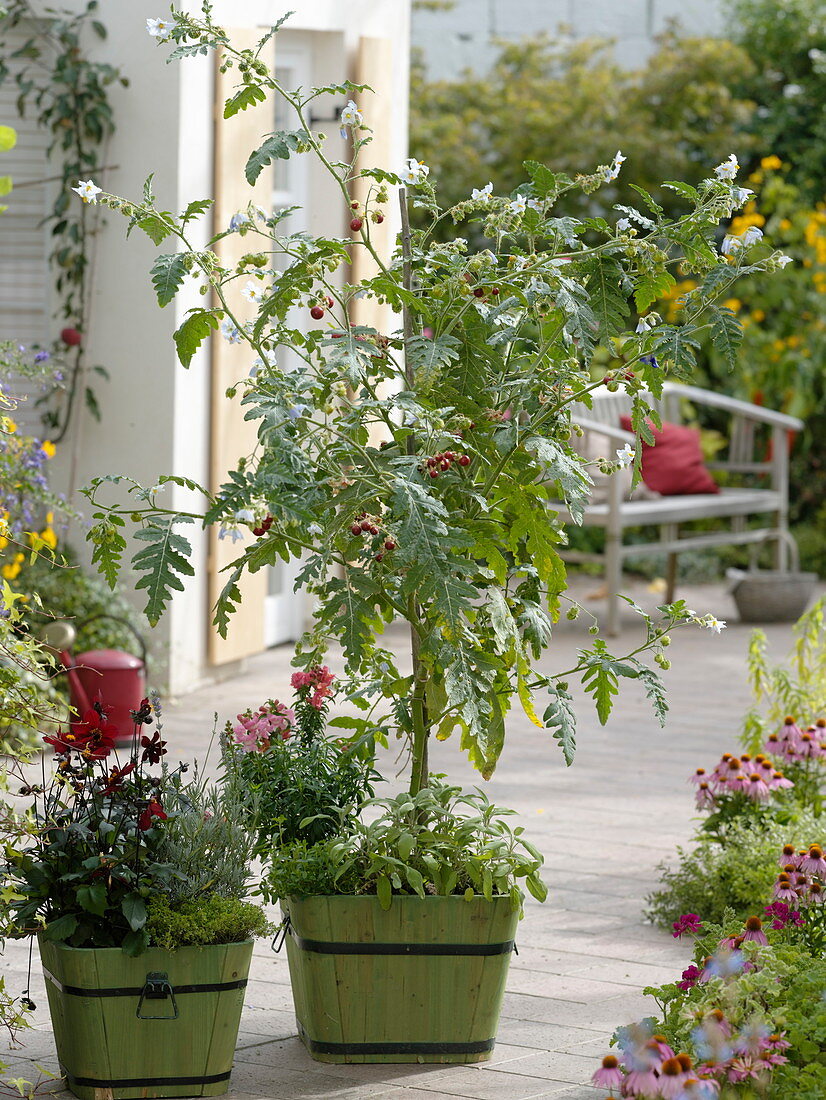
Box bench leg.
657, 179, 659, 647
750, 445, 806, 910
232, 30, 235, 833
605, 534, 622, 636
665, 553, 678, 603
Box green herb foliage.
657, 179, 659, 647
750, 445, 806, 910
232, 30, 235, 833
146, 895, 271, 951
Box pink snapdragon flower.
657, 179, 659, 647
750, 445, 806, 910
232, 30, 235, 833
232, 699, 295, 751
291, 664, 336, 709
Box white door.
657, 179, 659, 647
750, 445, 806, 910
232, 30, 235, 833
264, 37, 312, 647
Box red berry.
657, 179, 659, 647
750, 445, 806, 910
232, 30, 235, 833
360, 520, 371, 532
369, 525, 379, 536
326, 296, 334, 308
458, 454, 471, 467
350, 217, 363, 231
351, 201, 359, 210
350, 523, 362, 536
374, 553, 383, 562
375, 212, 384, 224
310, 306, 325, 320
262, 515, 273, 531
491, 287, 500, 295
445, 451, 456, 460
468, 421, 476, 430
61, 327, 82, 347
252, 525, 264, 536
384, 539, 396, 551
440, 459, 450, 471
426, 457, 437, 467
473, 287, 485, 298
429, 469, 439, 479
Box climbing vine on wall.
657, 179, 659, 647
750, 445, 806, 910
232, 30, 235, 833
0, 0, 126, 439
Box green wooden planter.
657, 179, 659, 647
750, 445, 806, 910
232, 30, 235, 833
280, 894, 519, 1064
39, 936, 252, 1099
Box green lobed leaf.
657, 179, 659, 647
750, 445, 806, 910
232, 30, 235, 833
708, 304, 743, 371
132, 517, 195, 625
150, 252, 188, 307
634, 268, 676, 311
224, 82, 267, 119
543, 687, 577, 765
174, 309, 222, 368
245, 129, 310, 185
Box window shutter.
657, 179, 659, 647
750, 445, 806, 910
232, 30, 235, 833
208, 30, 275, 665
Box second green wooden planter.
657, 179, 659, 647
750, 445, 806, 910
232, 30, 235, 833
39, 936, 253, 1099
280, 894, 519, 1063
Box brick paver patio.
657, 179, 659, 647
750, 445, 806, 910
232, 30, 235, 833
4, 577, 820, 1098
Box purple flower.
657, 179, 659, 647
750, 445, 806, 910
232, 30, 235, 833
641, 354, 660, 368
672, 913, 703, 938
34, 350, 51, 363
677, 964, 702, 991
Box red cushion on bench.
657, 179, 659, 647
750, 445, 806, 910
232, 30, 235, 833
620, 415, 719, 495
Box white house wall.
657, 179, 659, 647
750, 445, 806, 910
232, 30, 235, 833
40, 1, 410, 696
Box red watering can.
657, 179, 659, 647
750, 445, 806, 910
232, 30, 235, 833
44, 616, 148, 744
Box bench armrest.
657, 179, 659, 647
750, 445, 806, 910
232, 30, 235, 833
663, 382, 803, 431
573, 416, 636, 444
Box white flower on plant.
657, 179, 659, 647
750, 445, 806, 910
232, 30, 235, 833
146, 17, 173, 41
218, 525, 244, 544
616, 217, 632, 231
72, 179, 102, 204
471, 182, 493, 201
241, 281, 265, 304
715, 153, 739, 180
616, 443, 635, 468
742, 226, 763, 246
228, 212, 249, 232
400, 158, 430, 186
602, 150, 626, 182
701, 614, 727, 633
234, 508, 256, 524
721, 226, 763, 255
721, 234, 741, 255
220, 319, 242, 344
527, 198, 543, 212
636, 314, 657, 333
731, 186, 753, 207
509, 195, 527, 215
775, 253, 793, 268
339, 100, 363, 139
783, 83, 803, 98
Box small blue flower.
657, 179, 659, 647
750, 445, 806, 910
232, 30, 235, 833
34, 350, 51, 363
286, 403, 310, 421
228, 213, 249, 232
640, 355, 660, 369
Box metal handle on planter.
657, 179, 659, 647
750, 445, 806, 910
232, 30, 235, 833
271, 914, 291, 954
136, 972, 178, 1019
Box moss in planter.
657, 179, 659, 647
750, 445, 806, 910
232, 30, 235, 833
146, 895, 272, 950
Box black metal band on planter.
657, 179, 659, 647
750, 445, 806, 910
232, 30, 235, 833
63, 1070, 231, 1088
42, 968, 247, 997
290, 933, 515, 956
297, 1025, 496, 1057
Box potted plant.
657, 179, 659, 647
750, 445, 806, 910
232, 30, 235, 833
5, 697, 271, 1099
78, 5, 788, 1063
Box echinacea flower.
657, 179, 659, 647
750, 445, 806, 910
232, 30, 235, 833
658, 1056, 690, 1098
741, 916, 768, 945
744, 773, 770, 801
689, 768, 708, 786
591, 1054, 624, 1089
695, 782, 715, 810
72, 180, 103, 204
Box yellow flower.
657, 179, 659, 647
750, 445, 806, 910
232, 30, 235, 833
41, 440, 56, 458
722, 298, 742, 313
779, 219, 793, 232
2, 417, 17, 434
772, 338, 786, 352
751, 309, 766, 323
39, 527, 57, 549
760, 155, 783, 171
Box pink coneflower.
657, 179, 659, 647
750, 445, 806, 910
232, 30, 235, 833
807, 881, 825, 904
741, 916, 768, 944
764, 731, 782, 754
744, 773, 771, 801
766, 1032, 791, 1052
727, 1054, 769, 1084
677, 1079, 720, 1098
658, 1056, 690, 1097
779, 716, 803, 744
779, 843, 799, 867
648, 1036, 677, 1063
797, 732, 822, 759
769, 771, 793, 790
622, 1068, 662, 1097
733, 1021, 769, 1056
591, 1054, 624, 1089
772, 878, 801, 903
690, 767, 708, 786
799, 844, 826, 876
695, 782, 716, 809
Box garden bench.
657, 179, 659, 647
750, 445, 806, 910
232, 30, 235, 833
555, 382, 804, 634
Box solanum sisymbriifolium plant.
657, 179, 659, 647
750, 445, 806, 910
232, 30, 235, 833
80, 7, 789, 792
